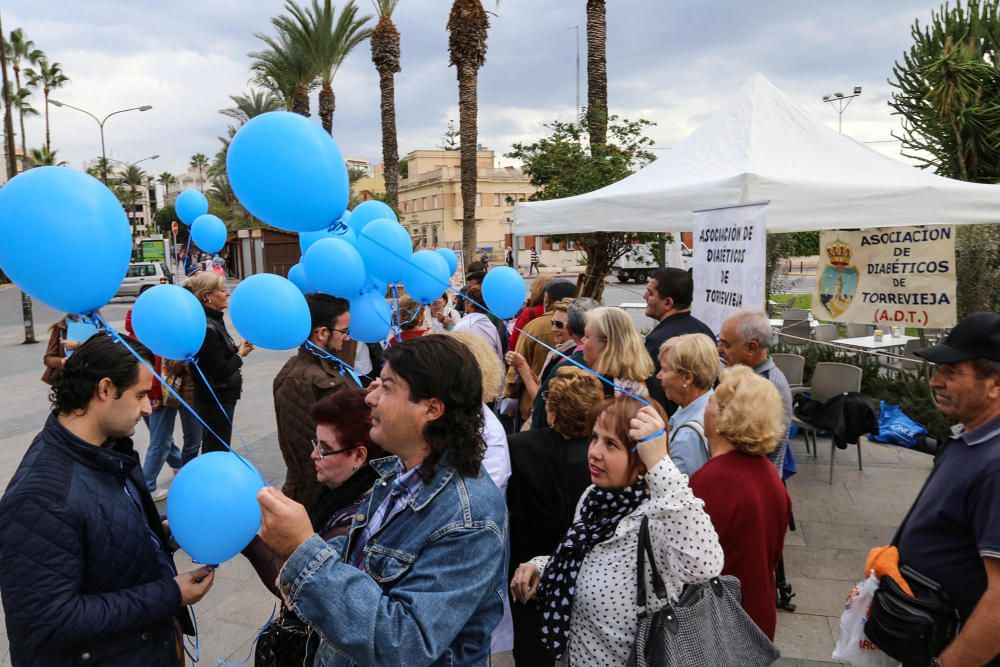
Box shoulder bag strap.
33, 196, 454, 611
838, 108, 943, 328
634, 515, 671, 618
672, 419, 709, 460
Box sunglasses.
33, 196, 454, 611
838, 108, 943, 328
552, 321, 566, 329
311, 439, 362, 459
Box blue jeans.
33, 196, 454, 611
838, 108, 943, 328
143, 406, 203, 491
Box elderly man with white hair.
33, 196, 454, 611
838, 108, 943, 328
717, 310, 791, 477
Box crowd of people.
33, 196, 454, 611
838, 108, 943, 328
2, 262, 999, 667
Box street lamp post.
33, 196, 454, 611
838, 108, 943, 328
822, 86, 862, 134
107, 155, 159, 239
47, 100, 152, 184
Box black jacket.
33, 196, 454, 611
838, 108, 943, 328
0, 415, 192, 666
194, 305, 243, 403
506, 427, 591, 572
644, 311, 715, 414
793, 391, 879, 449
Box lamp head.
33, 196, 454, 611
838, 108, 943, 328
49, 99, 64, 107
835, 92, 844, 98
151, 155, 160, 160
138, 105, 153, 112
822, 94, 831, 101
853, 86, 863, 95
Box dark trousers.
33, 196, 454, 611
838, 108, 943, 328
512, 602, 554, 665
195, 396, 236, 455
529, 261, 539, 275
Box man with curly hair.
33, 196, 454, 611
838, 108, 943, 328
257, 335, 509, 666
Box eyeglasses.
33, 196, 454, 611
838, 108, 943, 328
331, 327, 350, 336
552, 320, 566, 329
311, 439, 362, 459
540, 390, 550, 402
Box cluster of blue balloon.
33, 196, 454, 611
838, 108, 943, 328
175, 189, 227, 255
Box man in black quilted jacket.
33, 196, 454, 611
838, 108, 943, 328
0, 333, 215, 666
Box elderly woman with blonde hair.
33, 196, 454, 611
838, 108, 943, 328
582, 306, 654, 398
688, 365, 792, 640
657, 333, 721, 476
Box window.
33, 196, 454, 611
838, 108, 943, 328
422, 197, 428, 210
433, 195, 440, 209
518, 236, 526, 250
552, 240, 562, 251
493, 193, 501, 206
567, 239, 575, 251
476, 193, 482, 207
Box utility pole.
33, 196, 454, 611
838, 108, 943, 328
822, 86, 862, 134
569, 25, 581, 119
0, 10, 36, 344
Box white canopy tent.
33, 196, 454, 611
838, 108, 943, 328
513, 73, 1000, 236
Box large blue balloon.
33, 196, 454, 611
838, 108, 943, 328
303, 238, 366, 298
405, 250, 451, 304
287, 263, 315, 295
166, 452, 265, 564
0, 167, 130, 314
347, 200, 396, 234
230, 273, 311, 350
363, 273, 388, 298
436, 247, 459, 276
349, 290, 392, 343
191, 214, 227, 254
175, 190, 208, 226
227, 111, 348, 232
299, 223, 356, 255
131, 285, 206, 360
356, 218, 412, 283
481, 267, 527, 319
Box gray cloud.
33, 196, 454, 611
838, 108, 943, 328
3, 0, 943, 178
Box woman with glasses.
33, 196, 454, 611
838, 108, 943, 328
185, 271, 253, 456
245, 388, 384, 591
504, 298, 575, 403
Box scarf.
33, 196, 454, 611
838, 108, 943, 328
307, 464, 378, 532
536, 482, 648, 658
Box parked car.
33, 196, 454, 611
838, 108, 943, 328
614, 237, 692, 283
115, 262, 173, 298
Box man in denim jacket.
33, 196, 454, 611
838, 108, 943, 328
258, 335, 509, 666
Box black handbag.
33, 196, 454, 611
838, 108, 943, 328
864, 453, 960, 666
626, 515, 780, 667
254, 608, 310, 667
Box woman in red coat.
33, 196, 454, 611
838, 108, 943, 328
688, 365, 792, 640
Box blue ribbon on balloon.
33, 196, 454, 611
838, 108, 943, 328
303, 340, 368, 387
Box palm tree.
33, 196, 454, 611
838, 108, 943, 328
250, 25, 316, 116
276, 0, 372, 134
7, 28, 42, 172
447, 0, 490, 265
86, 156, 111, 181
158, 171, 176, 199
189, 153, 209, 191
586, 0, 608, 148
26, 146, 66, 167
9, 86, 37, 168
371, 0, 401, 206
24, 58, 69, 152
220, 89, 284, 131
119, 164, 147, 234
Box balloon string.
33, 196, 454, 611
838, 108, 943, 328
86, 313, 260, 477
215, 604, 277, 666
391, 284, 402, 343
354, 228, 652, 406
303, 341, 369, 386
184, 235, 193, 275
184, 604, 200, 663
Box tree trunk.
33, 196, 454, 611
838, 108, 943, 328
319, 83, 334, 134
13, 65, 25, 173
292, 84, 310, 117
586, 0, 608, 149
379, 69, 400, 207
577, 231, 611, 301
457, 60, 479, 265
44, 88, 51, 152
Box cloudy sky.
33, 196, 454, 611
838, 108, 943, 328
3, 0, 943, 178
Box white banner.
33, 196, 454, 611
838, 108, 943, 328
691, 203, 767, 335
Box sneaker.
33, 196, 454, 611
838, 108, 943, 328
151, 489, 169, 502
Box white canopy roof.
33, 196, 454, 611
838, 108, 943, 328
513, 73, 1000, 235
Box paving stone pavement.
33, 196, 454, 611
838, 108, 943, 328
0, 312, 933, 666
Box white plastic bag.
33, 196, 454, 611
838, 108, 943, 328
832, 573, 898, 666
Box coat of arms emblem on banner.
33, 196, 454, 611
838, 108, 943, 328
818, 238, 858, 319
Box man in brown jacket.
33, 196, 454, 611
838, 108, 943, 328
273, 294, 354, 508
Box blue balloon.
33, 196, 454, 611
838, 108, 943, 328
287, 263, 315, 295
191, 214, 227, 254
481, 266, 527, 319
349, 290, 392, 343
227, 111, 348, 232
436, 247, 459, 277
356, 218, 412, 283
363, 274, 388, 297
175, 190, 208, 226
230, 273, 311, 350
405, 250, 451, 304
347, 200, 396, 234
0, 167, 130, 314
131, 285, 206, 360
166, 452, 265, 564
303, 238, 366, 298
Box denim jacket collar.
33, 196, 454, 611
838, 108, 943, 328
369, 453, 458, 512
